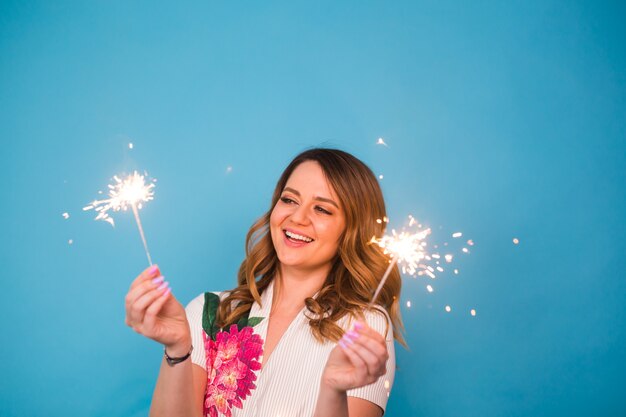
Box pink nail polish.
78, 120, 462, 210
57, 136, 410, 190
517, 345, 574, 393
342, 335, 354, 345
149, 265, 159, 275
157, 281, 169, 291
354, 321, 364, 331
338, 340, 347, 349
152, 276, 165, 285
162, 287, 171, 297
346, 330, 359, 339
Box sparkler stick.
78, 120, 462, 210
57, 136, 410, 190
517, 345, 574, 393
130, 202, 152, 265
84, 171, 155, 265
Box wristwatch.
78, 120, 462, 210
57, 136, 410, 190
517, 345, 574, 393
164, 345, 193, 367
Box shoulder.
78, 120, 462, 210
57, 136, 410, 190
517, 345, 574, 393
184, 292, 227, 317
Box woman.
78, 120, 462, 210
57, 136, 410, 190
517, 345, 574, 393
125, 148, 404, 417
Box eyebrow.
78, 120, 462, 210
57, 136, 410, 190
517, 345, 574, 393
282, 187, 340, 209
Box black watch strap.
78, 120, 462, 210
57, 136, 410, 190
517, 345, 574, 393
164, 345, 193, 367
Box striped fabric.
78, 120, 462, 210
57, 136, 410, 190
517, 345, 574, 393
185, 279, 396, 417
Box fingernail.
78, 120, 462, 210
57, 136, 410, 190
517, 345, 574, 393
152, 276, 165, 285
346, 330, 359, 340
354, 321, 364, 331
157, 281, 169, 291
162, 287, 171, 297
342, 335, 354, 345
149, 265, 159, 275
338, 340, 347, 349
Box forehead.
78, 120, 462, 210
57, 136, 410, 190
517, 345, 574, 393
285, 161, 337, 199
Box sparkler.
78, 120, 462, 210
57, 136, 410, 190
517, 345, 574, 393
368, 215, 471, 309
83, 171, 155, 265
368, 216, 432, 308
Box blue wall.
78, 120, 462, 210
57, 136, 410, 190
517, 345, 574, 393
1, 2, 624, 416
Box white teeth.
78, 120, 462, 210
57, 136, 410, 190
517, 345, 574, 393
285, 230, 313, 243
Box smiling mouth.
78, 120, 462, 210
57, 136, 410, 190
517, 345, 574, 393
284, 230, 314, 243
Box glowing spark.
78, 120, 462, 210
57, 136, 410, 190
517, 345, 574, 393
406, 301, 411, 308
378, 174, 384, 180
445, 305, 451, 312
462, 247, 469, 253
68, 239, 73, 245
467, 239, 474, 246
376, 137, 388, 146
62, 212, 70, 219
84, 171, 155, 265
128, 142, 134, 149
368, 219, 431, 307
368, 216, 473, 311
226, 166, 233, 174
513, 238, 519, 244
470, 309, 476, 316
452, 232, 463, 238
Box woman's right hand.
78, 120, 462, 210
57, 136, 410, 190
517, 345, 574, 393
124, 265, 191, 354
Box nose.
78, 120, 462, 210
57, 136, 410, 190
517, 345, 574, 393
290, 203, 310, 225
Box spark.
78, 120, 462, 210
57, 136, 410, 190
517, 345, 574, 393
470, 309, 476, 316
378, 174, 384, 180
452, 232, 463, 238
513, 238, 519, 244
368, 216, 473, 311
376, 137, 388, 147
406, 300, 411, 308
128, 142, 134, 149
62, 212, 70, 219
226, 166, 233, 174
462, 247, 469, 253
467, 239, 474, 246
445, 305, 451, 312
68, 239, 73, 245
84, 171, 155, 265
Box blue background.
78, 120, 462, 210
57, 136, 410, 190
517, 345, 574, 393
1, 1, 625, 416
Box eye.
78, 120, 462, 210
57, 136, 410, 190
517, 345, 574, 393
315, 206, 332, 215
280, 196, 296, 204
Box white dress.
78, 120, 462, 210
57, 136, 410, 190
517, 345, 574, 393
185, 279, 396, 417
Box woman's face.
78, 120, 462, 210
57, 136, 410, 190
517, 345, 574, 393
270, 161, 346, 275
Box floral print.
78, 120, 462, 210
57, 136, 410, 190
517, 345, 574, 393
202, 324, 264, 417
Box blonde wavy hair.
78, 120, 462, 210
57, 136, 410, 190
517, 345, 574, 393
216, 148, 405, 345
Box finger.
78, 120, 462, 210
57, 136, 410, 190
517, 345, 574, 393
343, 337, 385, 378
129, 281, 170, 326
339, 341, 378, 385
348, 329, 388, 360
126, 275, 165, 310
129, 264, 161, 291
142, 286, 173, 331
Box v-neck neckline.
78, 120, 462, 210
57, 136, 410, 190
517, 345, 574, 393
251, 279, 314, 369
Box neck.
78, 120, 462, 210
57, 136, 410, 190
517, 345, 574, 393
272, 264, 330, 311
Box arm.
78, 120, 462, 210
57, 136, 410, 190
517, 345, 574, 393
124, 265, 207, 417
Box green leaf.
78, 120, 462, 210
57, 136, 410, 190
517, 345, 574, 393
247, 317, 264, 328
203, 292, 221, 340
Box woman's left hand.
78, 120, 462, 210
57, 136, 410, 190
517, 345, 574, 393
321, 321, 389, 392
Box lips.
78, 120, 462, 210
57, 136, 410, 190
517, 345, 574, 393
283, 229, 314, 244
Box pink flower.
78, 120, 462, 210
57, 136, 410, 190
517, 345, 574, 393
203, 324, 264, 417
